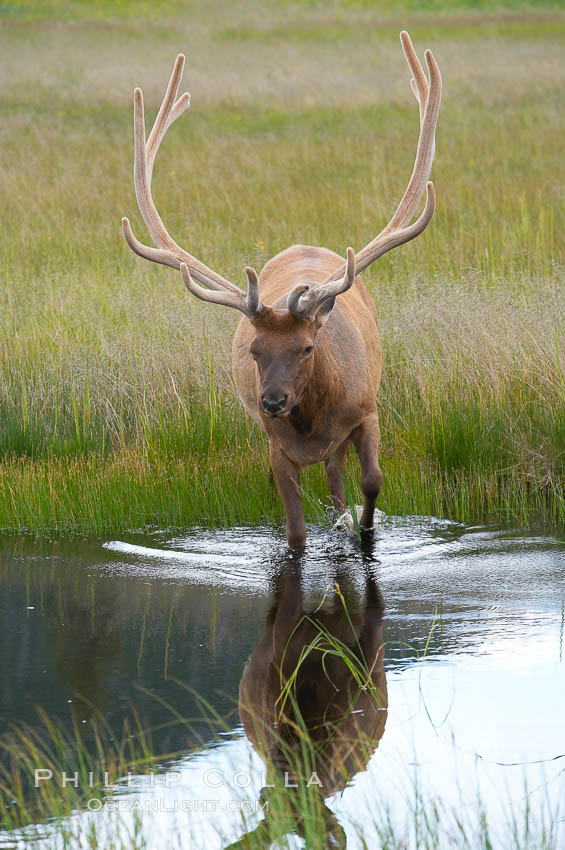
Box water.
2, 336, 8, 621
0, 517, 564, 848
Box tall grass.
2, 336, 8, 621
0, 1, 563, 533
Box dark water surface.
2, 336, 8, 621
0, 517, 564, 848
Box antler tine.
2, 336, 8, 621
122, 216, 182, 270
401, 30, 428, 122
244, 267, 265, 317
358, 181, 436, 264
286, 283, 310, 316
386, 44, 441, 232
287, 248, 356, 319
320, 32, 441, 287
180, 263, 266, 319
145, 54, 190, 182
123, 55, 248, 298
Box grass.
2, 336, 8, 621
0, 0, 563, 534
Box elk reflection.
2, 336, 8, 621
231, 557, 387, 849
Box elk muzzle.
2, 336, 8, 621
261, 393, 289, 416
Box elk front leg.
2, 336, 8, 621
324, 440, 349, 514
351, 414, 383, 530
269, 445, 306, 549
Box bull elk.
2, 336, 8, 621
233, 560, 387, 848
122, 32, 441, 548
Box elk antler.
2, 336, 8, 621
121, 54, 267, 319
288, 31, 441, 316
180, 264, 264, 318
286, 248, 356, 319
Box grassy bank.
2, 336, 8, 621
0, 0, 563, 534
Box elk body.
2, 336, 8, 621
239, 565, 388, 792
122, 32, 441, 548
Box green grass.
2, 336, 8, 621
2, 0, 565, 21
0, 0, 563, 534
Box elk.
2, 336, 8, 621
234, 560, 387, 848
122, 32, 441, 548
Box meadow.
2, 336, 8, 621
0, 0, 563, 534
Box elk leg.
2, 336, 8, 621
269, 446, 306, 549
324, 440, 349, 514
351, 414, 383, 529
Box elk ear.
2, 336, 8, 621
315, 296, 336, 327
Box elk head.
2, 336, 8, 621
234, 247, 355, 417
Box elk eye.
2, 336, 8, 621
303, 345, 313, 356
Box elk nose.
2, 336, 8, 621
262, 394, 288, 415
